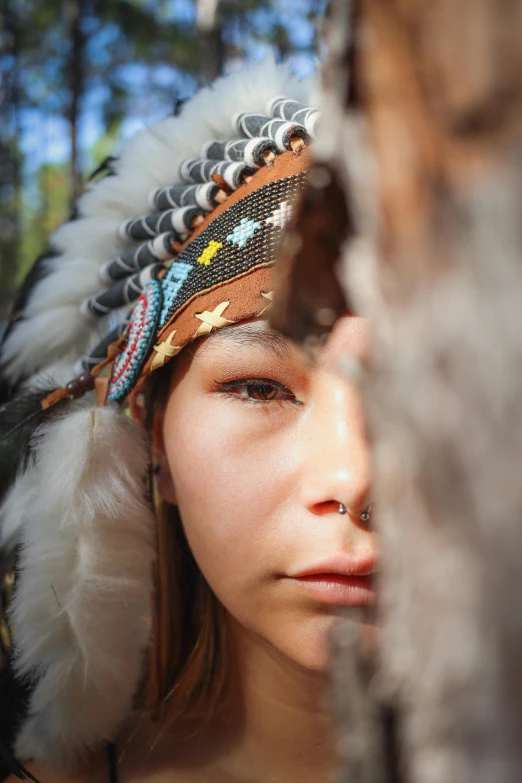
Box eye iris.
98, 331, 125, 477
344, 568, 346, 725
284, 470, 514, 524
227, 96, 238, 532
248, 383, 278, 401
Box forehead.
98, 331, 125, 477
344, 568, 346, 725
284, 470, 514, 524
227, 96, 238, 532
195, 316, 369, 365
195, 318, 294, 362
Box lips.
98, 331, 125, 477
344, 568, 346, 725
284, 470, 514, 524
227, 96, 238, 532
286, 554, 377, 606
290, 553, 377, 580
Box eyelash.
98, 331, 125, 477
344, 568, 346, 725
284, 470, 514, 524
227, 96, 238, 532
213, 376, 302, 406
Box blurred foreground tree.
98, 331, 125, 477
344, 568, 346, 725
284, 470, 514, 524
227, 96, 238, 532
272, 0, 522, 780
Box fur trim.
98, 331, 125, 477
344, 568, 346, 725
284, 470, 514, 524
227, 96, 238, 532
9, 404, 155, 766
1, 56, 312, 385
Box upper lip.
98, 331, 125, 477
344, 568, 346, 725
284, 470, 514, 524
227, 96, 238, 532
289, 554, 377, 579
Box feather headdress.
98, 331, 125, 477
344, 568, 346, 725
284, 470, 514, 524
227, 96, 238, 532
0, 56, 319, 771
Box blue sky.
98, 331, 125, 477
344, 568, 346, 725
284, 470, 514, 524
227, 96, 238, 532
19, 0, 322, 179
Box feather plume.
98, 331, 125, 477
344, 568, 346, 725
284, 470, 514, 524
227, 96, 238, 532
0, 249, 59, 403
0, 57, 313, 386
7, 404, 155, 766
0, 387, 71, 510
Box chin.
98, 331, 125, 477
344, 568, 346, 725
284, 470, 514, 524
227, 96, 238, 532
276, 612, 344, 673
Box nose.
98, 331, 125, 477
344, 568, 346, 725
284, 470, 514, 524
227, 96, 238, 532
298, 369, 372, 521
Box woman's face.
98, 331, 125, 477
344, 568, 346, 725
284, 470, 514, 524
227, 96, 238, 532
157, 316, 376, 672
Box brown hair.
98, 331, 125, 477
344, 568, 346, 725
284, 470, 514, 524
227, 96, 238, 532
137, 362, 230, 726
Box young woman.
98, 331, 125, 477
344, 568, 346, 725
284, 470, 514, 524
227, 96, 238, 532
0, 59, 375, 783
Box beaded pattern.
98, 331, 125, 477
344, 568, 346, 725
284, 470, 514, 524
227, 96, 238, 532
158, 172, 307, 329
107, 280, 163, 402
160, 262, 193, 325
197, 240, 223, 266
226, 218, 261, 249
266, 200, 293, 229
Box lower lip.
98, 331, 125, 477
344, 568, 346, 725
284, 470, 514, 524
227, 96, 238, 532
286, 574, 375, 606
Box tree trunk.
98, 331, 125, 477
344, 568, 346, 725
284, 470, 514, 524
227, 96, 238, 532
196, 0, 224, 83
272, 0, 522, 780
358, 1, 522, 780
0, 1, 22, 326
64, 0, 86, 207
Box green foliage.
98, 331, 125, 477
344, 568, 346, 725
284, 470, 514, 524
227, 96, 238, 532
0, 0, 326, 323
18, 162, 70, 285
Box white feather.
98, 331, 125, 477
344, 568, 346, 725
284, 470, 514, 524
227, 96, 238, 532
20, 359, 81, 392
10, 404, 156, 766
0, 56, 314, 384
0, 464, 39, 553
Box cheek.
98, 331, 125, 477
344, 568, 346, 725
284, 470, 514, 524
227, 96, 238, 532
163, 395, 298, 592
162, 383, 340, 672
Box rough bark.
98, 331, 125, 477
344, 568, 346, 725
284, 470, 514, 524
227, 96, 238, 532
272, 0, 522, 780
330, 616, 401, 783
358, 1, 522, 780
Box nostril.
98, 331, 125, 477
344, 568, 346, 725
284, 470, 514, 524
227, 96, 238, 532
308, 499, 348, 516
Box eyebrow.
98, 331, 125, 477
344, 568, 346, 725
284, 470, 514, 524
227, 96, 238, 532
197, 323, 294, 362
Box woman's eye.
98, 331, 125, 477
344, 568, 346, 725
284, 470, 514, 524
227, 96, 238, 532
237, 382, 290, 402
214, 378, 300, 405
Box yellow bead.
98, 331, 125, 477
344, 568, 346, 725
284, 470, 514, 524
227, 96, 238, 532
197, 240, 223, 266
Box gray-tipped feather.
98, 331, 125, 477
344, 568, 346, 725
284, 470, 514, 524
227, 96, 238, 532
8, 405, 155, 766
0, 56, 312, 388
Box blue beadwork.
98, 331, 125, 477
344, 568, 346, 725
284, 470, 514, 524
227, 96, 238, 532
81, 172, 307, 395
108, 280, 162, 401
159, 172, 306, 327
159, 261, 193, 327
226, 217, 261, 249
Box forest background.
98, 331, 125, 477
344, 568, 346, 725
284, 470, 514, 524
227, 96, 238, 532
0, 0, 325, 327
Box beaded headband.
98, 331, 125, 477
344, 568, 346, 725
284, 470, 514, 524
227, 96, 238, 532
93, 105, 314, 398
106, 149, 310, 402
8, 99, 317, 410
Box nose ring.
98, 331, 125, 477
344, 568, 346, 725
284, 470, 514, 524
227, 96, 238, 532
360, 504, 372, 522
338, 502, 372, 521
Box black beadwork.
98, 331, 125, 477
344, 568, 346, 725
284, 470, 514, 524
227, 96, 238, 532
160, 172, 306, 328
